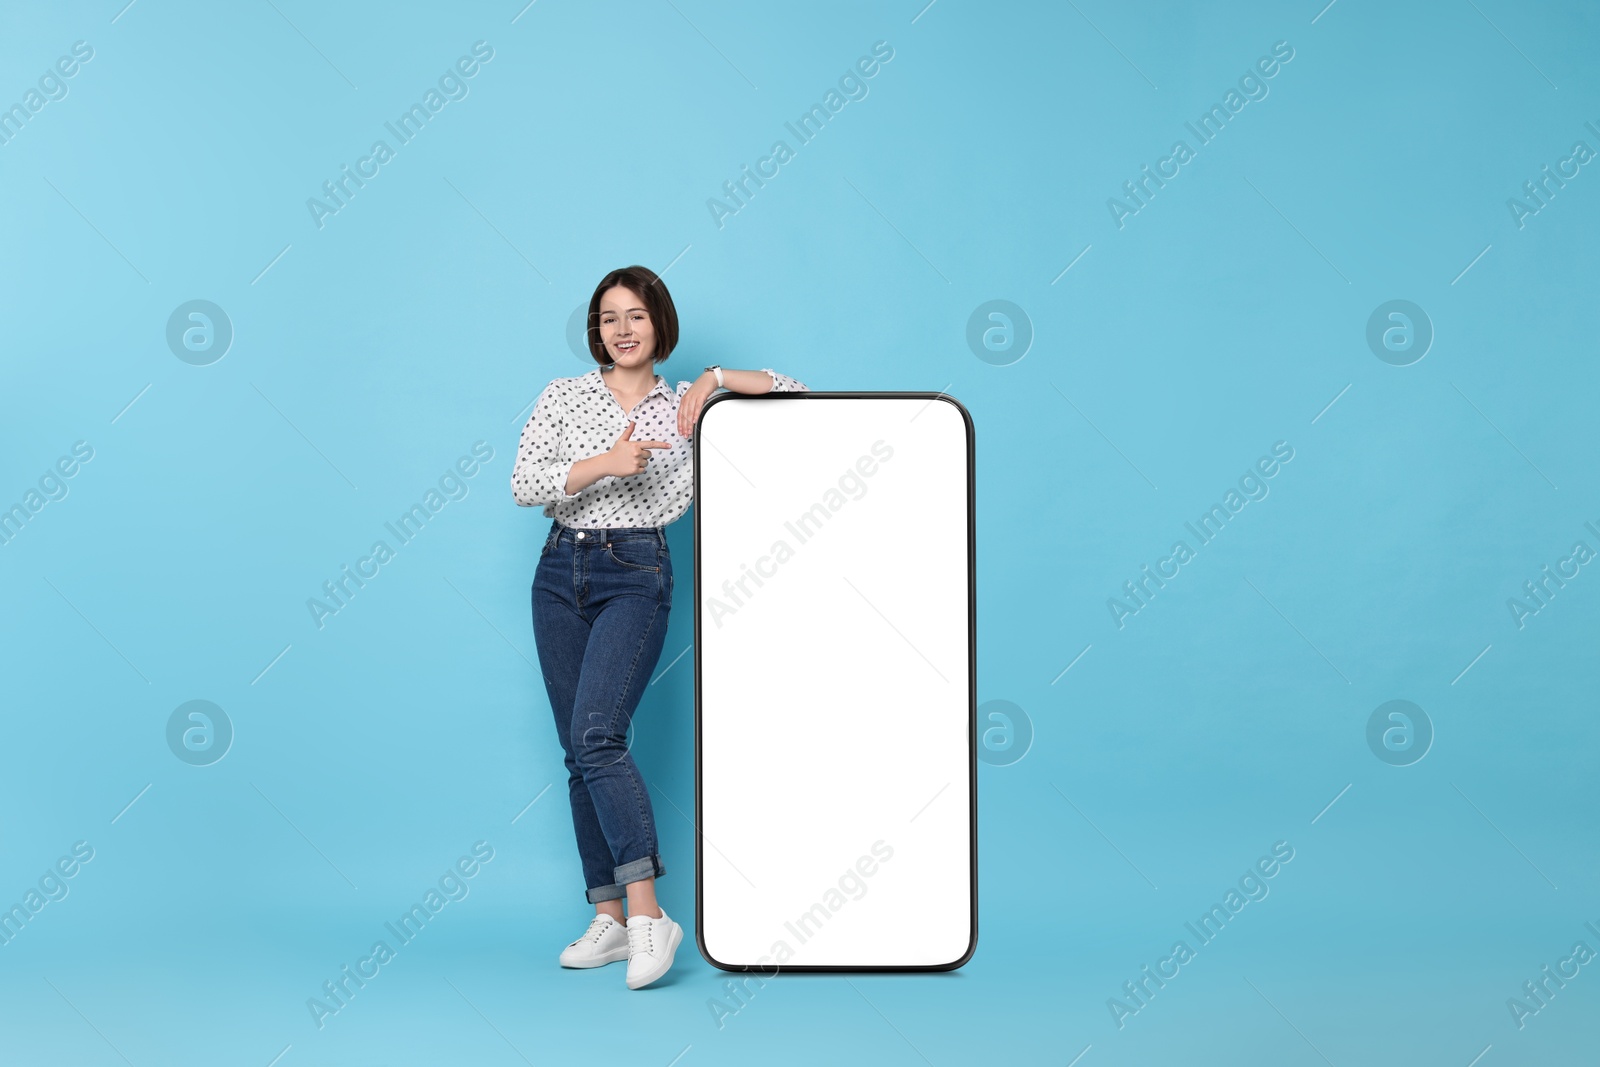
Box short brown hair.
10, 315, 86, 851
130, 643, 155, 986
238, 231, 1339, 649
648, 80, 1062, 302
585, 265, 679, 366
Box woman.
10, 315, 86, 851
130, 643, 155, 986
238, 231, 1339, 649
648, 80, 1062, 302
511, 264, 807, 990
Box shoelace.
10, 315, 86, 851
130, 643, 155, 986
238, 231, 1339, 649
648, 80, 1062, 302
572, 916, 614, 946
627, 919, 655, 957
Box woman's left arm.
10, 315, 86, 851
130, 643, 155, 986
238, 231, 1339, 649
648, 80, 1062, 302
720, 368, 809, 394
677, 368, 809, 436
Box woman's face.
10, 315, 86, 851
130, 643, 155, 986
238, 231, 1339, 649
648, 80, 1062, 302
597, 286, 656, 368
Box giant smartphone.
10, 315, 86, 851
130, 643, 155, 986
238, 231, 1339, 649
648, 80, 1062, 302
694, 388, 976, 972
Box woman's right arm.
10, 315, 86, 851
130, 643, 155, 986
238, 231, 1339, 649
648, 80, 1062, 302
511, 385, 617, 507
562, 454, 615, 496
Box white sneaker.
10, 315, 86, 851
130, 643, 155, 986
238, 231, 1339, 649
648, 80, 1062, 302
559, 913, 630, 968
624, 909, 683, 989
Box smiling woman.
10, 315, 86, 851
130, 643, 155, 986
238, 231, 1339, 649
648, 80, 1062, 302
511, 263, 807, 991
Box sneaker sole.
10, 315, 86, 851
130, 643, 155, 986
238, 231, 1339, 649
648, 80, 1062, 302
560, 946, 630, 968
625, 923, 683, 989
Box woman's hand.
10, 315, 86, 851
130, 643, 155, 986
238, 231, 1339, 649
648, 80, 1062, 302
677, 371, 719, 437
606, 420, 669, 477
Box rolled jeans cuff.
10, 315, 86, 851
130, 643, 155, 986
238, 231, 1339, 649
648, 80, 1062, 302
585, 854, 666, 902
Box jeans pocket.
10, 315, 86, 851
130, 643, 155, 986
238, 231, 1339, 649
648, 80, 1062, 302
606, 537, 660, 572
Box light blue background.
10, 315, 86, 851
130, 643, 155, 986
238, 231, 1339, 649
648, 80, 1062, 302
2, 1, 1597, 1064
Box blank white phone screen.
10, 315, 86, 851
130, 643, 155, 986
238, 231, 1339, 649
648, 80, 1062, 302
696, 392, 975, 971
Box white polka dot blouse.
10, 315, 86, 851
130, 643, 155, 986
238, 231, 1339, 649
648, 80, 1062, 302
511, 367, 809, 528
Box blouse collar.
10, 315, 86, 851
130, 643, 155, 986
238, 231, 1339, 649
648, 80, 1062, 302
583, 367, 670, 401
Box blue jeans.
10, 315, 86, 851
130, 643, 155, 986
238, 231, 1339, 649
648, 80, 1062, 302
532, 521, 673, 903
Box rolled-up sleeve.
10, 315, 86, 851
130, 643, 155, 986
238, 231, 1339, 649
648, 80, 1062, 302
761, 368, 809, 392
512, 385, 606, 508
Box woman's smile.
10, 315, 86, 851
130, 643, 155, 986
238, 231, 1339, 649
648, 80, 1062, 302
598, 286, 656, 365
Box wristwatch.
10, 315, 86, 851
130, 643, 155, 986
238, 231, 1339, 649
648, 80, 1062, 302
703, 365, 724, 389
